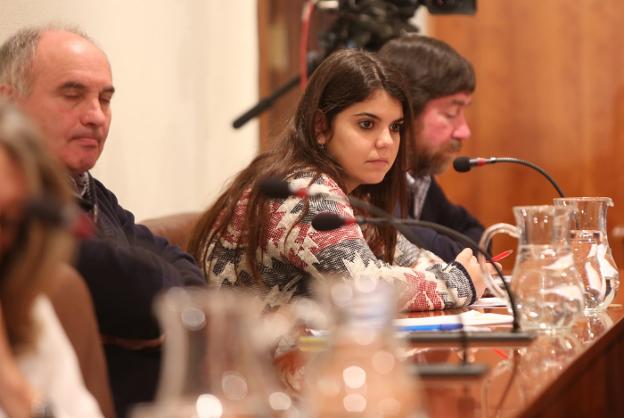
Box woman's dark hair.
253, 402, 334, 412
378, 34, 475, 115
188, 48, 413, 284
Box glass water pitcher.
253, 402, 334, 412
479, 205, 585, 332
303, 276, 428, 418
553, 197, 619, 312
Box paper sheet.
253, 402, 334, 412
394, 309, 513, 328
470, 297, 508, 308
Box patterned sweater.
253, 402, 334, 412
205, 172, 476, 311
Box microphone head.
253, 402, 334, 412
24, 198, 95, 238
453, 156, 472, 173
311, 213, 346, 231
259, 177, 292, 199
24, 198, 67, 226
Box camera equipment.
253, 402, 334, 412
318, 0, 475, 52
232, 0, 476, 128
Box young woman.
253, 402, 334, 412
0, 101, 103, 418
189, 49, 485, 311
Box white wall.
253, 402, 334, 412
0, 0, 258, 220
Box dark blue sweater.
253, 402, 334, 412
75, 175, 205, 417
405, 177, 485, 262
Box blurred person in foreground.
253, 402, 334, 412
0, 100, 103, 417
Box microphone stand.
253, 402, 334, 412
314, 193, 535, 338
361, 218, 521, 331
232, 55, 323, 129
338, 199, 535, 378
454, 156, 565, 198
260, 178, 535, 378
489, 158, 565, 198
356, 216, 535, 341
232, 75, 300, 129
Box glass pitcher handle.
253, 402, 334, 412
478, 223, 519, 300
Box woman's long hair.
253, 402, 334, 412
188, 49, 413, 284
0, 100, 75, 352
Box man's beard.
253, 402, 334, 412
410, 139, 462, 177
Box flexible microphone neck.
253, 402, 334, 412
261, 177, 532, 366
312, 212, 522, 332
261, 177, 528, 331
453, 156, 565, 198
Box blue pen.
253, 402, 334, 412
398, 323, 463, 332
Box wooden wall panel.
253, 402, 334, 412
257, 1, 624, 272
428, 1, 624, 268
258, 0, 300, 148
257, 0, 328, 149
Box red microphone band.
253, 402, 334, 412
71, 211, 96, 239
474, 158, 489, 167
342, 217, 358, 226
292, 188, 310, 198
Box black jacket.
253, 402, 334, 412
75, 175, 205, 417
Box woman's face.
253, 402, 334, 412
0, 148, 26, 256
317, 89, 404, 193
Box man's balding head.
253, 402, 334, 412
0, 26, 114, 176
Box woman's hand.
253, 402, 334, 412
454, 248, 486, 299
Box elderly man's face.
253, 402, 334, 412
411, 92, 472, 175
13, 30, 114, 177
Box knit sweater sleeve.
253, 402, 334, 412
269, 174, 476, 311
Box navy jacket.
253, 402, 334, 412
406, 177, 485, 262
75, 175, 205, 417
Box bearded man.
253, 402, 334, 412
380, 34, 484, 261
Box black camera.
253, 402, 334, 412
319, 0, 476, 52
232, 0, 477, 128
420, 0, 476, 15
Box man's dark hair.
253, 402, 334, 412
378, 34, 475, 114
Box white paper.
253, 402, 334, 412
394, 310, 513, 328
470, 297, 508, 308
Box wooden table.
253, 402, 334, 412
415, 293, 624, 417
280, 284, 624, 417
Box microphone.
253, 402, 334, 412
452, 156, 494, 172
311, 212, 535, 378
311, 212, 351, 231
260, 177, 534, 379
259, 176, 327, 199
24, 198, 95, 239
453, 156, 565, 197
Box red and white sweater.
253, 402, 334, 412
205, 172, 476, 311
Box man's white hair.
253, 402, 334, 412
0, 23, 96, 96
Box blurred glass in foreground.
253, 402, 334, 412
131, 287, 297, 418
302, 276, 427, 418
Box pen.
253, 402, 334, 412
491, 249, 513, 263
398, 323, 464, 332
